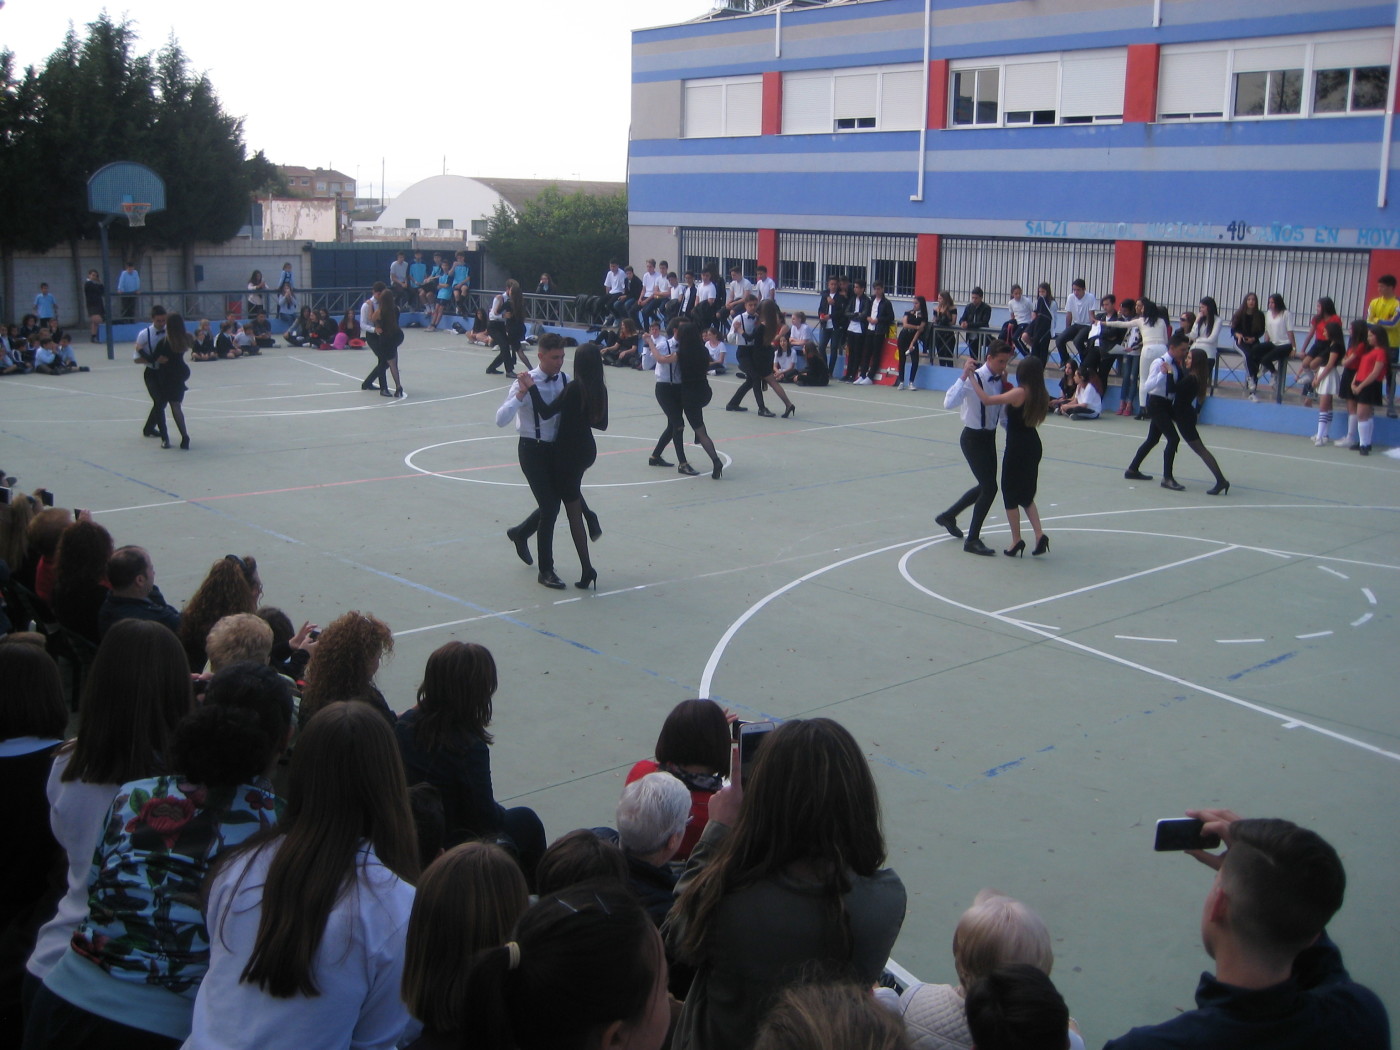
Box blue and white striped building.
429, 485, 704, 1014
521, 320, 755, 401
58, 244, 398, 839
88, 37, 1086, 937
628, 0, 1400, 323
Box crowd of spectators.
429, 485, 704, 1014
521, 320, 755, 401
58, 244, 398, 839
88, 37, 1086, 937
0, 481, 1390, 1049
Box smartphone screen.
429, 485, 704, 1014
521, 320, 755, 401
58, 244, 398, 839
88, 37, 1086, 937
738, 721, 775, 783
40, 490, 54, 507
0, 487, 10, 506
1154, 817, 1215, 852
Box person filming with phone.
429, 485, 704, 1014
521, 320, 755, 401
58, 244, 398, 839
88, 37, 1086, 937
1106, 808, 1388, 1049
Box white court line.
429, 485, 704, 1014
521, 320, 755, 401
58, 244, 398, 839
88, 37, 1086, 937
1362, 588, 1377, 605
1116, 635, 1178, 643
993, 546, 1236, 615
893, 542, 1400, 763
288, 355, 365, 382
1297, 631, 1334, 639
1011, 619, 1060, 631
393, 609, 525, 637
1352, 613, 1374, 627
1217, 638, 1265, 644
1319, 566, 1350, 579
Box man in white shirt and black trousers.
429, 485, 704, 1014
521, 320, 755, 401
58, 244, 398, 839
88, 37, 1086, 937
936, 340, 1014, 555
497, 334, 573, 588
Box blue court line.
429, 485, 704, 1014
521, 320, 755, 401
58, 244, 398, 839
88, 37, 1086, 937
1227, 651, 1298, 681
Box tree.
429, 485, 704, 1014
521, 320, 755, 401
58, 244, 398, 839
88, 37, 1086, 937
482, 186, 628, 295
0, 51, 48, 319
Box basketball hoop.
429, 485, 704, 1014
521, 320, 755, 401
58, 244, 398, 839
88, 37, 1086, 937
122, 202, 151, 227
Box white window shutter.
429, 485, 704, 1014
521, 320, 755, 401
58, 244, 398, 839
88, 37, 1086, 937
1060, 51, 1126, 119
725, 80, 763, 136
783, 73, 833, 134
879, 69, 924, 130
834, 72, 878, 119
1314, 35, 1391, 69
684, 84, 723, 138
1158, 50, 1228, 115
1003, 61, 1058, 112
1232, 44, 1307, 73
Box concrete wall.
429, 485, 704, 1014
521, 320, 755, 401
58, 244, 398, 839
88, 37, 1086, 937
627, 225, 680, 273
262, 198, 339, 242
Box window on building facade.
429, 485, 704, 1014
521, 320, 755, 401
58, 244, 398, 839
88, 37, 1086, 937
436, 219, 453, 230
405, 218, 421, 229
316, 181, 327, 192
783, 65, 924, 134
951, 51, 1125, 128
1161, 30, 1390, 121
300, 177, 310, 186
471, 219, 489, 236
951, 67, 999, 126
683, 76, 762, 138
779, 259, 818, 291
775, 231, 916, 297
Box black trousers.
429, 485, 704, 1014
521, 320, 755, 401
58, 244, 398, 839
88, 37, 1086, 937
141, 367, 162, 434
362, 330, 402, 391
726, 345, 768, 410
819, 326, 845, 373
946, 428, 999, 540
1129, 395, 1180, 477
515, 438, 561, 572
653, 382, 686, 460
1055, 323, 1092, 363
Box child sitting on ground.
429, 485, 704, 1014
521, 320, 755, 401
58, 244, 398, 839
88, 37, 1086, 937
215, 320, 242, 359
235, 323, 260, 356
191, 319, 218, 361
703, 326, 727, 375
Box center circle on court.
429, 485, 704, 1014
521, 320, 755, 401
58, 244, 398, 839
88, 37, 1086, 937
404, 434, 733, 488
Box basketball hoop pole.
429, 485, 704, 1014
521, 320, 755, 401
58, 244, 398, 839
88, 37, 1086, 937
98, 214, 116, 361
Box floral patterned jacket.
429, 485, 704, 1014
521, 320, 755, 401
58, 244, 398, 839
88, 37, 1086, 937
70, 774, 282, 997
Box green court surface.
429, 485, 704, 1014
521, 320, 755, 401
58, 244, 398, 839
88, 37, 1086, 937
4, 330, 1397, 1042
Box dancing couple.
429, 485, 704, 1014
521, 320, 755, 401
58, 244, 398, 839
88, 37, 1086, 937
496, 334, 607, 590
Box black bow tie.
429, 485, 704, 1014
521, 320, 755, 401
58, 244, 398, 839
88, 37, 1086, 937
542, 373, 560, 382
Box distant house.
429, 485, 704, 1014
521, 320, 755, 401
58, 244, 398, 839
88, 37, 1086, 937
278, 166, 358, 201
353, 174, 624, 245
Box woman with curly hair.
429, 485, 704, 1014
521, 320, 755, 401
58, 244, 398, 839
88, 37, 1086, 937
178, 555, 261, 671
298, 610, 395, 727
51, 519, 114, 643
25, 662, 291, 1049
394, 641, 545, 877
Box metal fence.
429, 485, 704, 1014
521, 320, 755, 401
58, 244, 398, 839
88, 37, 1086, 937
1143, 243, 1370, 321
678, 227, 760, 287
940, 236, 1117, 308
777, 231, 918, 296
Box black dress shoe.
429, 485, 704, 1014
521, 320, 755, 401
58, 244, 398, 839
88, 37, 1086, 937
1160, 478, 1185, 491
934, 512, 964, 539
506, 526, 533, 566
648, 455, 673, 467
725, 404, 748, 412
537, 570, 567, 589
1123, 469, 1152, 481
757, 407, 777, 417
963, 538, 995, 556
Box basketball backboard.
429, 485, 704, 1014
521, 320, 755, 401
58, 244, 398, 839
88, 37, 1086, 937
87, 161, 166, 220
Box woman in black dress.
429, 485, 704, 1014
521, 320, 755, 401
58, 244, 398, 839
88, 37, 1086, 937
970, 356, 1050, 556
528, 344, 609, 589
895, 295, 928, 389
1174, 349, 1230, 495
675, 322, 725, 479
153, 313, 193, 449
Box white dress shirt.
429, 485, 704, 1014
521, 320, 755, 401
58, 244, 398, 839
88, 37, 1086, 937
1142, 355, 1179, 400
755, 276, 776, 301
944, 364, 1006, 430
1007, 296, 1032, 326
496, 368, 568, 440
1065, 291, 1095, 326
651, 335, 681, 383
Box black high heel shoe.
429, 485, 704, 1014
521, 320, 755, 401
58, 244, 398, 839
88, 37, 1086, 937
1206, 480, 1230, 496
583, 508, 602, 542
710, 460, 723, 480
576, 568, 597, 590
179, 435, 190, 451
1032, 534, 1050, 556
782, 404, 795, 418
1003, 540, 1026, 558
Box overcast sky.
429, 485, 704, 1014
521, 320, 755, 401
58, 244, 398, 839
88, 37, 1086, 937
3, 0, 709, 198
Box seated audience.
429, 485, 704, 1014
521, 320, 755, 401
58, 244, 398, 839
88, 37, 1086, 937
0, 644, 66, 1045
1059, 370, 1103, 420
213, 321, 241, 359
626, 698, 731, 861
755, 981, 913, 1050
26, 506, 71, 608
459, 880, 670, 1050
1103, 808, 1389, 1049
24, 661, 290, 1049
394, 640, 546, 881
298, 609, 396, 727
401, 842, 529, 1050
97, 545, 181, 637
965, 965, 1072, 1050
50, 519, 114, 644
234, 323, 260, 356
178, 554, 262, 671
190, 319, 217, 361
897, 890, 1082, 1050
184, 702, 418, 1050
255, 605, 316, 683
535, 828, 629, 898
702, 327, 727, 375
795, 340, 831, 386
668, 718, 907, 1050
616, 772, 690, 926
204, 612, 274, 672
407, 783, 446, 870
282, 307, 314, 348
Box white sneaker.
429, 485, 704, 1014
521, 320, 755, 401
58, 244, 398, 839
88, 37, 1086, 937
1247, 393, 1258, 402
1339, 439, 1358, 448
855, 376, 872, 385
896, 382, 906, 390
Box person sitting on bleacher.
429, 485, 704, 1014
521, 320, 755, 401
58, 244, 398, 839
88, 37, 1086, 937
97, 545, 181, 638
615, 771, 689, 927
1104, 808, 1389, 1050
960, 287, 992, 356
965, 965, 1075, 1050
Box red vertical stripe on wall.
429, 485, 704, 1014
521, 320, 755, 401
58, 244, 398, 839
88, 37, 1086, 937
762, 72, 783, 135
758, 229, 779, 275
1112, 240, 1146, 300
1366, 250, 1400, 295
927, 60, 949, 130
1123, 45, 1160, 124
915, 234, 942, 299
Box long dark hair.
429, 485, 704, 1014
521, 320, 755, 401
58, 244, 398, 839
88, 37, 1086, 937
0, 643, 67, 740
180, 554, 261, 668
1014, 357, 1050, 428
674, 322, 709, 384
1195, 296, 1218, 333
225, 701, 419, 997
654, 698, 730, 773
1138, 298, 1165, 327
52, 519, 113, 613
1312, 298, 1338, 325
461, 880, 661, 1050
63, 620, 192, 783
1188, 348, 1213, 391
1323, 320, 1345, 359
671, 718, 886, 963
572, 344, 608, 427
164, 313, 192, 355
412, 640, 497, 751
506, 279, 524, 322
